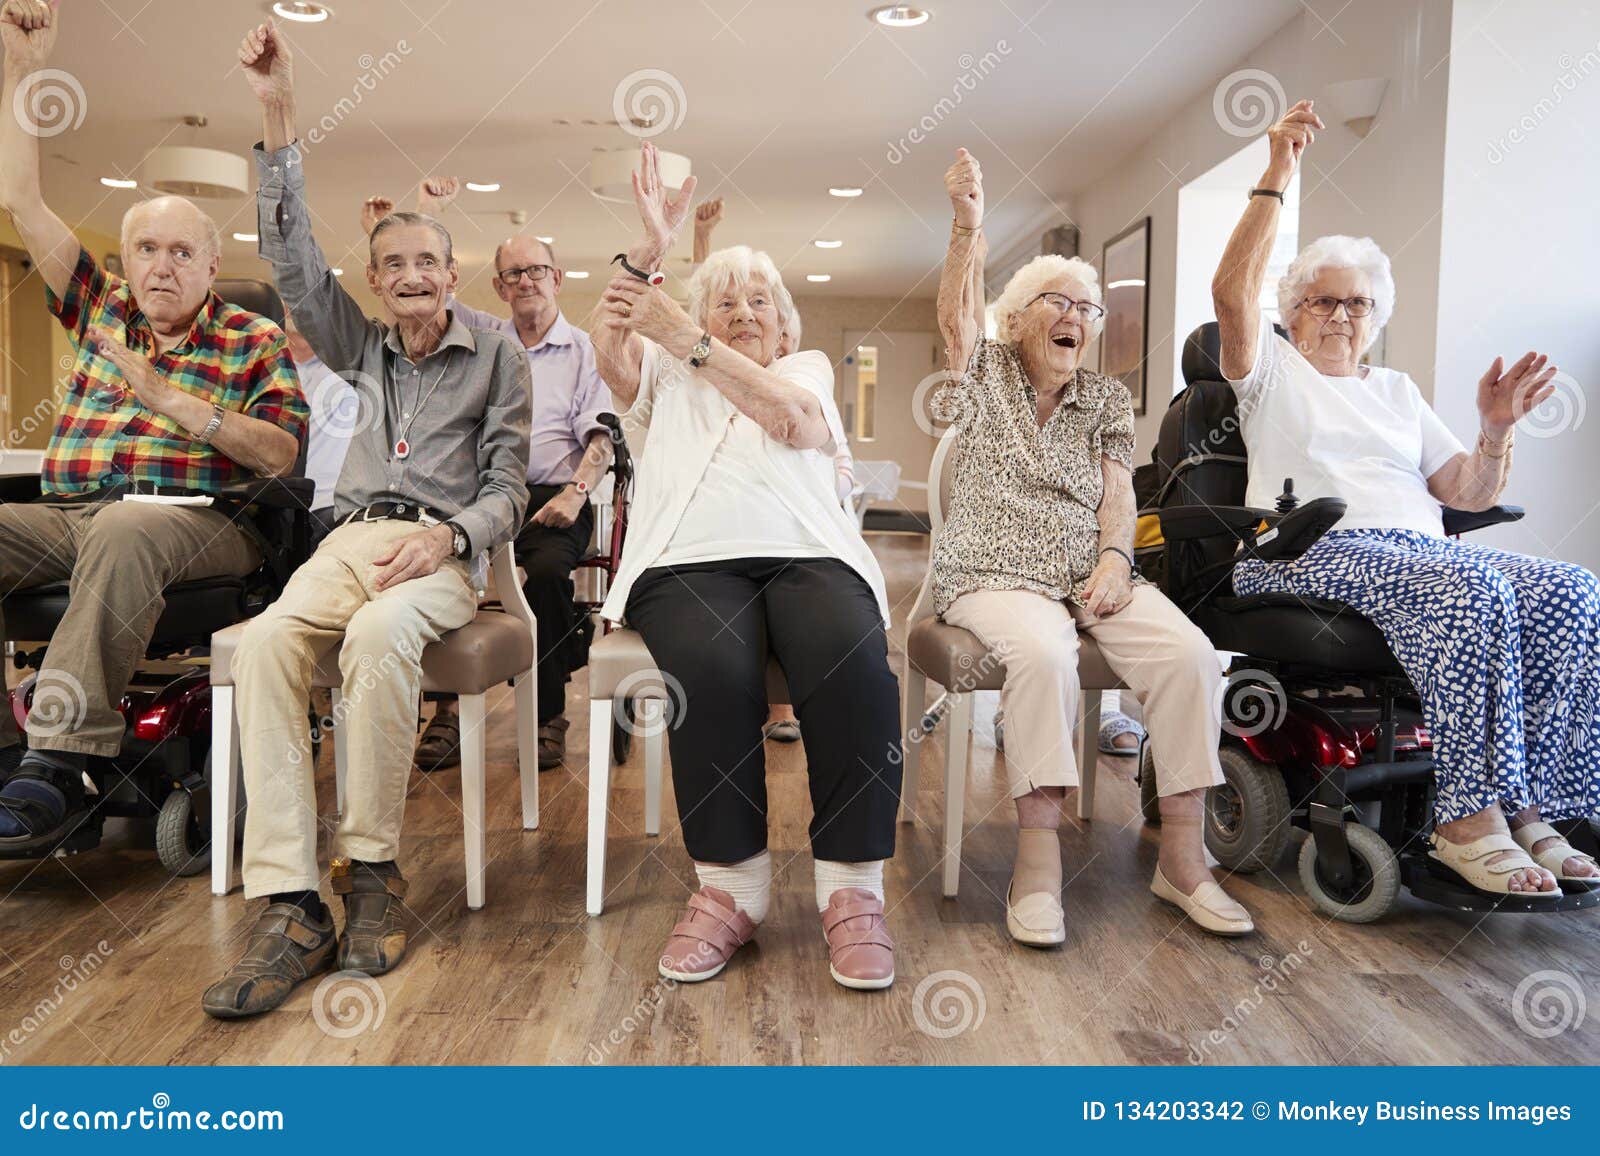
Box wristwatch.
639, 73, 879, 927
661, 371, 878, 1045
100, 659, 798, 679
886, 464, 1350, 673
688, 331, 713, 368
192, 403, 226, 445
445, 521, 471, 559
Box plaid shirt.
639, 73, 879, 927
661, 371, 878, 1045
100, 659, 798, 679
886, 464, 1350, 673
40, 247, 307, 496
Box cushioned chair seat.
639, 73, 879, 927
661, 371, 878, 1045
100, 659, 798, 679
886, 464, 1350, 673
209, 610, 535, 696
1196, 595, 1403, 676
906, 617, 1119, 691
588, 625, 790, 703
2, 576, 247, 645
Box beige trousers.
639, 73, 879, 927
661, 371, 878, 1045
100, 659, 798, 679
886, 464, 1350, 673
235, 519, 477, 898
943, 585, 1224, 800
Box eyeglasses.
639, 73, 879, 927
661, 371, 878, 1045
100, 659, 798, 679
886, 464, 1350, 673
1300, 294, 1375, 318
496, 264, 556, 285
1027, 292, 1105, 323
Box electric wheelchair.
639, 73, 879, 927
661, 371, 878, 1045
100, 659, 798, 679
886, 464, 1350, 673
0, 278, 314, 877
1132, 322, 1600, 922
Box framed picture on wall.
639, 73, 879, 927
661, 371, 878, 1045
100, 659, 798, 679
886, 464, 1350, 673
1100, 217, 1150, 415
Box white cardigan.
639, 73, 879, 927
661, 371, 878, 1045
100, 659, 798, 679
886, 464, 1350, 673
600, 340, 891, 627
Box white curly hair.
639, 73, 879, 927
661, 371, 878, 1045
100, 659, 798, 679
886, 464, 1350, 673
1277, 235, 1395, 352
687, 244, 795, 333
992, 254, 1104, 345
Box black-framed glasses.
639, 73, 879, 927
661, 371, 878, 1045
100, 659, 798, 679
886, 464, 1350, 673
1300, 294, 1375, 318
497, 264, 556, 285
1027, 292, 1105, 323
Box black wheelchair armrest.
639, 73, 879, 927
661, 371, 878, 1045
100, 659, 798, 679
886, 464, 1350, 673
211, 476, 316, 510
0, 473, 42, 503
1159, 504, 1274, 541
1442, 504, 1524, 536
1159, 496, 1347, 564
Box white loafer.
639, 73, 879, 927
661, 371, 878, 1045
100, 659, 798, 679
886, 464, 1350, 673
1005, 884, 1066, 947
1150, 866, 1254, 936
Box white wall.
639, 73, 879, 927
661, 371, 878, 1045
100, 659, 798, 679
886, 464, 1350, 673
1433, 0, 1600, 569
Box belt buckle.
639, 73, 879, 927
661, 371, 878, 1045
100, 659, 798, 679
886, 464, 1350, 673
360, 505, 383, 523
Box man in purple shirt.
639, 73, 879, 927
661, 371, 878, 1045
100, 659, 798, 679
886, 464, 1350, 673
362, 181, 614, 770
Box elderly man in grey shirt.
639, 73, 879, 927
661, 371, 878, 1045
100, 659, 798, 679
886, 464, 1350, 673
203, 21, 531, 1021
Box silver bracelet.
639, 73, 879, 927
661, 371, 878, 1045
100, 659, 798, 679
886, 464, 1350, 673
192, 403, 225, 446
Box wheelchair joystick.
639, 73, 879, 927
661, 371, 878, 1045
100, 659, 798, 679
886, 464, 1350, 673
1275, 477, 1298, 514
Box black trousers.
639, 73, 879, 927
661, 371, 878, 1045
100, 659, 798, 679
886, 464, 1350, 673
515, 483, 595, 725
626, 556, 902, 864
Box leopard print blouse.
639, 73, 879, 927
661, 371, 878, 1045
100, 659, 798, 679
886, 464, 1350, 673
930, 338, 1137, 617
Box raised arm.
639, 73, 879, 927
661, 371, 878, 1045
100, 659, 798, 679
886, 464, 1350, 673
1428, 351, 1559, 511
0, 1, 80, 299
692, 197, 723, 265
938, 148, 985, 373
1211, 99, 1323, 381
240, 21, 374, 370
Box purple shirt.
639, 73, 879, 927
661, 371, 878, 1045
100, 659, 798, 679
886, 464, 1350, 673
448, 303, 614, 485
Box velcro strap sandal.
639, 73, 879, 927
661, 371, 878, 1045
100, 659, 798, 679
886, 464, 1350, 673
658, 886, 756, 982
1429, 831, 1560, 898
1510, 822, 1600, 890
820, 887, 895, 991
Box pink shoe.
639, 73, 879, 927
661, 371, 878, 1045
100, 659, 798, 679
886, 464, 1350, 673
658, 886, 756, 982
820, 887, 895, 990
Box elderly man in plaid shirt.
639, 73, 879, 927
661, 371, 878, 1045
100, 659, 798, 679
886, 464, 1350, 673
0, 1, 307, 850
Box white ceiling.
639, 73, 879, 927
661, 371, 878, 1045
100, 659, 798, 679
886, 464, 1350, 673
38, 0, 1299, 299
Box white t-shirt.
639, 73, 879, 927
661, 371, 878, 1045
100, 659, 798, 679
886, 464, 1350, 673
1226, 316, 1466, 537
294, 351, 356, 511
600, 342, 890, 626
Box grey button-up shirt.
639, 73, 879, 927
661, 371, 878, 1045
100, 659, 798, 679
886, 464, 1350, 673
254, 142, 531, 557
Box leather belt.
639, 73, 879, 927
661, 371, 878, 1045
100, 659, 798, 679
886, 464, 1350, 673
337, 501, 447, 528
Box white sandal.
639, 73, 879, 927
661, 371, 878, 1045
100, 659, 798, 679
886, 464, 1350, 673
1428, 831, 1560, 898
1098, 712, 1145, 756
1510, 822, 1600, 888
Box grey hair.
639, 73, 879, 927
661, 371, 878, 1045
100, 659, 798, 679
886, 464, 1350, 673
992, 254, 1103, 344
1277, 234, 1395, 352
687, 245, 794, 332
369, 211, 454, 266
119, 196, 222, 259
493, 235, 557, 272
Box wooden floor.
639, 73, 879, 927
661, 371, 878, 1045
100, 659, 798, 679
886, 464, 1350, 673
2, 533, 1597, 1066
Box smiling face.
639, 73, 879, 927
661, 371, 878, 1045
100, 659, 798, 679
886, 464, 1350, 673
1010, 270, 1096, 388
366, 222, 458, 326
119, 197, 220, 335
1287, 264, 1371, 376
704, 275, 782, 367
492, 236, 561, 333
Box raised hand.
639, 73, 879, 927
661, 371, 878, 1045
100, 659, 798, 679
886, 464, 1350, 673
1478, 351, 1560, 439
1265, 99, 1323, 182
695, 197, 724, 232
945, 148, 983, 229
1, 0, 57, 71
238, 21, 294, 106
632, 140, 698, 255
361, 195, 394, 235
85, 324, 177, 414
415, 176, 461, 217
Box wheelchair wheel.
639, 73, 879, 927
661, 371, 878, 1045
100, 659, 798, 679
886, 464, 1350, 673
156, 753, 210, 878
1137, 743, 1160, 826
1298, 822, 1400, 923
1203, 746, 1290, 873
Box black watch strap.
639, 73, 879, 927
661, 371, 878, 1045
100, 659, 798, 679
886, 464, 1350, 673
1249, 187, 1286, 202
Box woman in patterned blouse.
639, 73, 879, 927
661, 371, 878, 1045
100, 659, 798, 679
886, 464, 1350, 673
933, 149, 1249, 945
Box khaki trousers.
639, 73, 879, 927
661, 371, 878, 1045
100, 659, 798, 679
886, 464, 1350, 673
235, 519, 477, 898
0, 500, 259, 755
943, 585, 1224, 799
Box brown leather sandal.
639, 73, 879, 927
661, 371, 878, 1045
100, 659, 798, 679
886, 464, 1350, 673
202, 901, 337, 1019
332, 860, 410, 975
414, 712, 461, 772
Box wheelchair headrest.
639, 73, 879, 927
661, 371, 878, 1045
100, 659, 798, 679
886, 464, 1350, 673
1181, 323, 1224, 386
215, 278, 286, 328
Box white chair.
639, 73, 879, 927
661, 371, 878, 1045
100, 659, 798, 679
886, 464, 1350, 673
208, 542, 539, 911
901, 427, 1126, 897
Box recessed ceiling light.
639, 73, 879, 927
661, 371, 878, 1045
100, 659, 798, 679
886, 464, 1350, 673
331, 267, 344, 276
272, 2, 332, 23
869, 5, 930, 28
565, 270, 590, 279
535, 235, 554, 244
814, 239, 843, 249
99, 176, 137, 189
464, 181, 500, 193
1107, 279, 1146, 290
232, 232, 258, 242
828, 186, 863, 198
807, 274, 832, 283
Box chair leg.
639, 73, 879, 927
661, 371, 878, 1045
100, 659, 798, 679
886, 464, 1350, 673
210, 684, 240, 896
642, 698, 662, 837
586, 697, 613, 916
1077, 690, 1100, 822
330, 686, 348, 818
515, 669, 538, 830
898, 667, 927, 824
460, 692, 488, 911
942, 691, 973, 898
